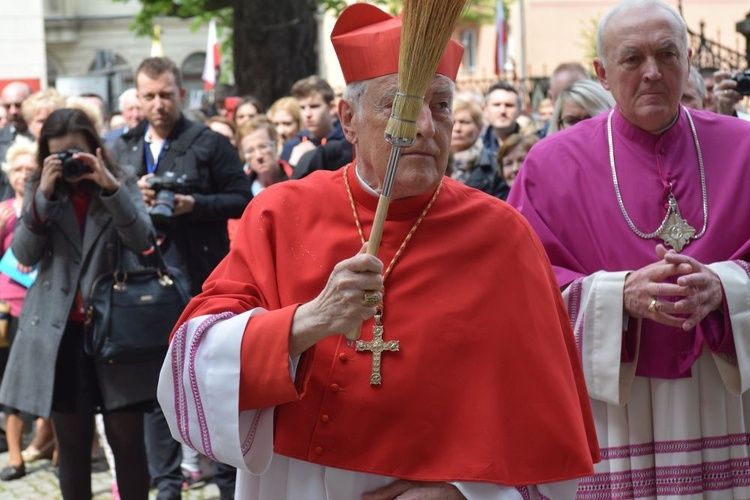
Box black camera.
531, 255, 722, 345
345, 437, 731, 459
146, 171, 189, 226
57, 148, 92, 179
731, 69, 750, 96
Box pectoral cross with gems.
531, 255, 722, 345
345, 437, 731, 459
355, 309, 399, 385
656, 194, 696, 252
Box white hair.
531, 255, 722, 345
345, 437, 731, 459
118, 88, 139, 112
2, 136, 37, 173
342, 75, 455, 115
548, 79, 615, 134
341, 80, 370, 114
687, 66, 706, 101
596, 0, 688, 65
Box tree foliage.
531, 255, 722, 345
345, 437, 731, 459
578, 15, 601, 73
118, 0, 499, 41
116, 0, 501, 106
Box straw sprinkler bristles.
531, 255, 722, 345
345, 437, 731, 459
385, 0, 470, 144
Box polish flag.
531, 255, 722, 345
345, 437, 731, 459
202, 19, 221, 90
495, 0, 507, 75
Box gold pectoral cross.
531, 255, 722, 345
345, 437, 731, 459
355, 311, 399, 385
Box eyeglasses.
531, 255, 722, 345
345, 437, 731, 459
243, 141, 275, 158
501, 157, 525, 169
558, 114, 590, 130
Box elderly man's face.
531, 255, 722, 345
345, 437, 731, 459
593, 5, 690, 132
122, 95, 144, 129
341, 74, 453, 199
1, 83, 31, 130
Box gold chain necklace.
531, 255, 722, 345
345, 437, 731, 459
343, 164, 442, 281
342, 164, 442, 385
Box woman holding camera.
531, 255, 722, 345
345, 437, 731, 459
0, 108, 154, 499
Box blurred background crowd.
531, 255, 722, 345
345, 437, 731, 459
0, 0, 749, 498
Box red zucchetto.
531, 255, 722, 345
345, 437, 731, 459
330, 3, 464, 84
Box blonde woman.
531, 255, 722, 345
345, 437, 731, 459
548, 79, 615, 135
267, 96, 302, 156
0, 137, 38, 481
21, 88, 65, 140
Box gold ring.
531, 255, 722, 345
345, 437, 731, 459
647, 298, 658, 314
363, 292, 380, 306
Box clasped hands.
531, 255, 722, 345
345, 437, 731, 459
624, 244, 723, 331
361, 479, 464, 499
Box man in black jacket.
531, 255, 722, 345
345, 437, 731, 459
111, 57, 251, 500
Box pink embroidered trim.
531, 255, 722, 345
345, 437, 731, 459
171, 320, 193, 450
577, 458, 750, 499
171, 313, 236, 459
733, 259, 750, 278
516, 486, 531, 500
241, 410, 263, 456
187, 312, 236, 461
567, 278, 584, 357
601, 433, 750, 460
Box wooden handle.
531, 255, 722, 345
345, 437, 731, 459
345, 194, 391, 341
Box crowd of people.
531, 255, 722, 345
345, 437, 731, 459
0, 0, 748, 498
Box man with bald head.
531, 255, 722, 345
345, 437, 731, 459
510, 0, 750, 497
537, 62, 590, 138
548, 62, 590, 103
0, 82, 31, 136
0, 82, 33, 199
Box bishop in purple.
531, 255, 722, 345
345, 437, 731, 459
509, 0, 750, 497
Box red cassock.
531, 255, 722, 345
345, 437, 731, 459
174, 164, 600, 487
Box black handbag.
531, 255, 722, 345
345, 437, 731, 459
85, 240, 190, 365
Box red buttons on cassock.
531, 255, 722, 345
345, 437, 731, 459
329, 383, 339, 393
321, 414, 330, 423
314, 446, 323, 456
338, 352, 348, 362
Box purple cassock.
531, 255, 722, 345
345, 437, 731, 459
509, 106, 750, 380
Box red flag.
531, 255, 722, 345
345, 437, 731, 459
495, 0, 507, 75
202, 19, 221, 90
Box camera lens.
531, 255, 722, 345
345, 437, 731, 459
149, 190, 176, 227
62, 157, 89, 179
56, 148, 91, 179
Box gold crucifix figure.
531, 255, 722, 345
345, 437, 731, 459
355, 310, 399, 385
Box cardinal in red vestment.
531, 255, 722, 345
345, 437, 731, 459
158, 3, 599, 499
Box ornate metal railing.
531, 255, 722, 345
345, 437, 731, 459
689, 21, 746, 71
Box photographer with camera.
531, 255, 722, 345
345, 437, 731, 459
713, 69, 750, 117
0, 108, 155, 499
111, 57, 251, 500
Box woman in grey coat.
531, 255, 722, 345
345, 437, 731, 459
0, 108, 153, 499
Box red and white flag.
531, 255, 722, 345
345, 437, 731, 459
202, 19, 221, 90
495, 0, 507, 75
